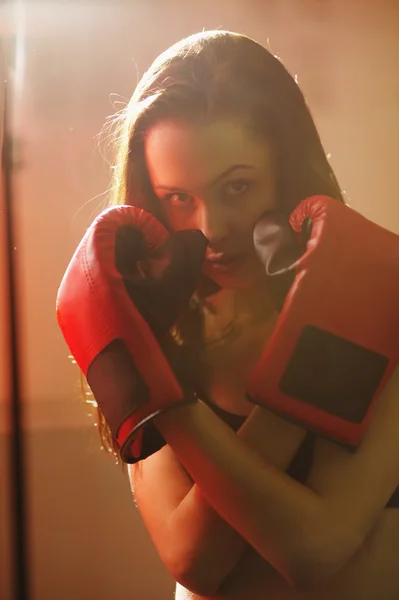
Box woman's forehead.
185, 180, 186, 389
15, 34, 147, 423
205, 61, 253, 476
145, 119, 272, 187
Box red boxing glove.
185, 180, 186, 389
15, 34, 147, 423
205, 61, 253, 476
56, 205, 207, 462
247, 195, 399, 449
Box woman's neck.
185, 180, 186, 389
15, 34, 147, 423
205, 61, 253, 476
199, 282, 278, 416
202, 281, 277, 348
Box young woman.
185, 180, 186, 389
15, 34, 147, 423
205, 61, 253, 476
96, 30, 399, 599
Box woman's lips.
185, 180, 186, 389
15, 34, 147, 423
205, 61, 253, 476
205, 252, 245, 269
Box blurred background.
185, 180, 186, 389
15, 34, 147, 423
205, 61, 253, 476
0, 1, 398, 598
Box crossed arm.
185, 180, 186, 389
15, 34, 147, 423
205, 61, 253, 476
149, 367, 399, 591
130, 405, 307, 594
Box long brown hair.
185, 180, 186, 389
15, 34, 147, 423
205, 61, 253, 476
89, 30, 344, 460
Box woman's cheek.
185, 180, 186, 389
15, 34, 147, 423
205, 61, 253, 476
167, 211, 196, 232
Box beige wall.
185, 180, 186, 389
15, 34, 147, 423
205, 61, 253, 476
0, 1, 398, 598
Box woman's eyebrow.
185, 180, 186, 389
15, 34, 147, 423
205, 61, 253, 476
155, 164, 254, 192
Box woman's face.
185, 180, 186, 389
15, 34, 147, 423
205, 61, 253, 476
145, 118, 277, 288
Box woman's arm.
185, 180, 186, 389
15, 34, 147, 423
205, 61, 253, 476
154, 367, 399, 591
169, 407, 306, 593
155, 401, 325, 590
130, 407, 306, 595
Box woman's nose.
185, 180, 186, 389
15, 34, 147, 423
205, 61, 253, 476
197, 204, 230, 246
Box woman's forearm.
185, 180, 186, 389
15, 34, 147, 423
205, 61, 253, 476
164, 407, 306, 595
168, 404, 307, 593
166, 412, 260, 594
154, 400, 329, 587
169, 483, 248, 594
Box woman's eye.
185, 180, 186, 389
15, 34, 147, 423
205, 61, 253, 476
166, 193, 193, 207
224, 180, 250, 196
